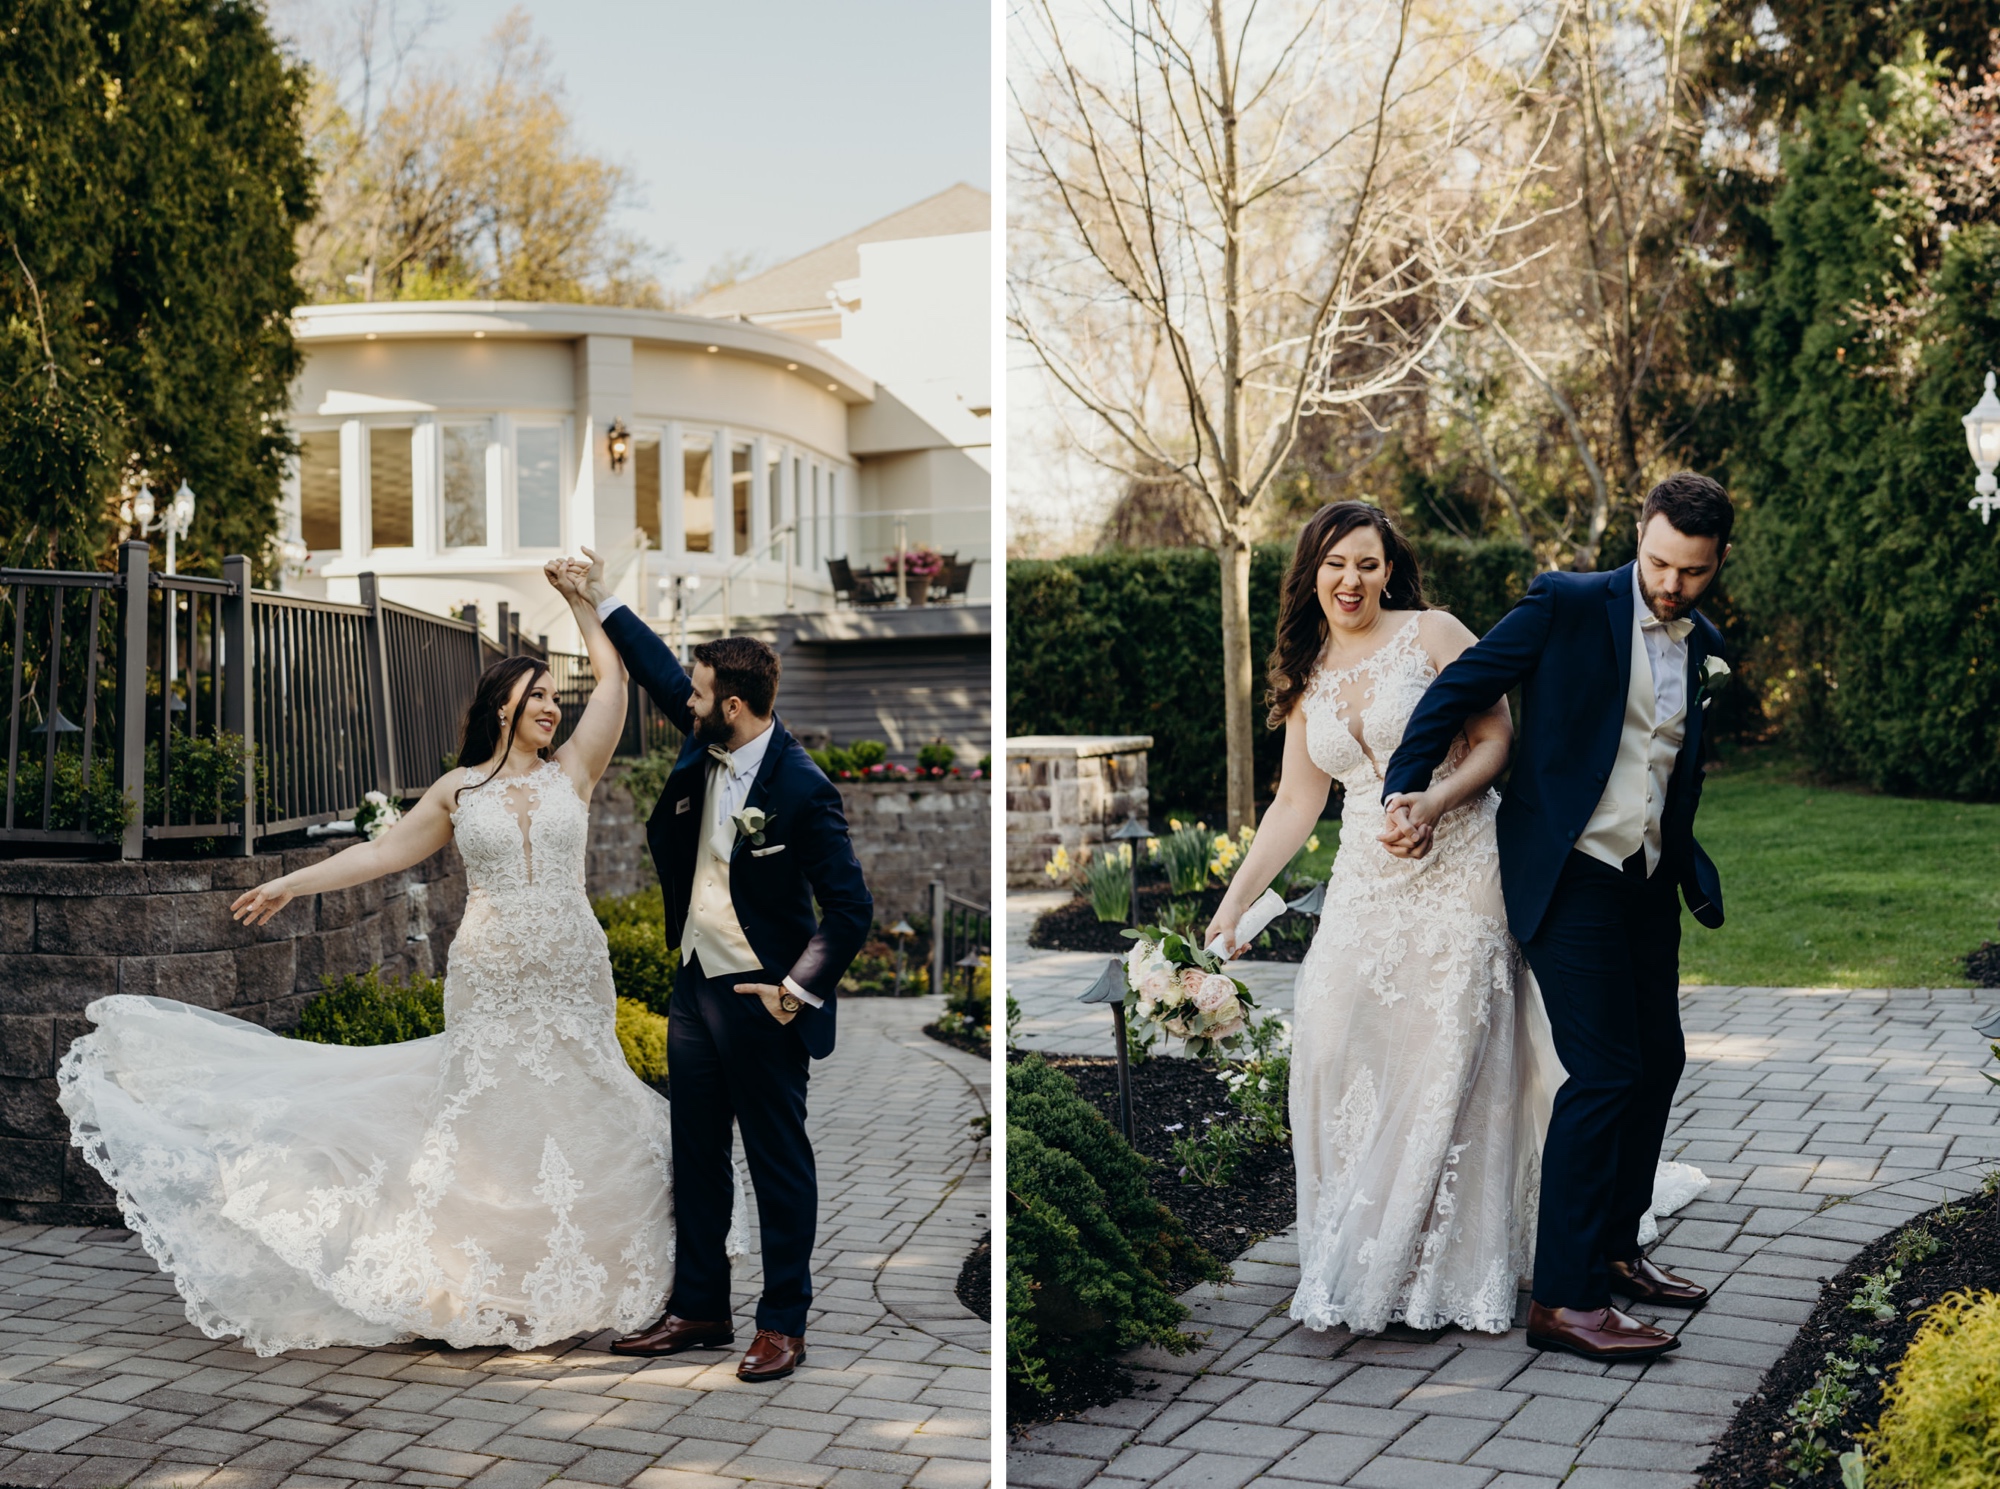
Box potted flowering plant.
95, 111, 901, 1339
1120, 920, 1257, 1059
883, 545, 946, 601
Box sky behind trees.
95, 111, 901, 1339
412, 0, 991, 295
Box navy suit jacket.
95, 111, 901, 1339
1382, 563, 1725, 945
602, 605, 872, 1059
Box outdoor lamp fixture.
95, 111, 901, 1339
1963, 371, 2000, 523
888, 919, 916, 997
1110, 816, 1153, 928
606, 419, 631, 474
1079, 957, 1135, 1141
120, 480, 196, 574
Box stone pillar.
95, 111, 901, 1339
1004, 735, 1152, 888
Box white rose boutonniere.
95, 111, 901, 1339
730, 806, 771, 847
1697, 654, 1731, 708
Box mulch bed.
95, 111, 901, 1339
1027, 1052, 1296, 1286
1698, 1183, 2000, 1489
955, 1232, 991, 1321
1027, 884, 1315, 962
923, 1022, 991, 1058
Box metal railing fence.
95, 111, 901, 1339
929, 881, 991, 1001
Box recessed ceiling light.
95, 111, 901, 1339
365, 332, 378, 340
827, 383, 837, 391
706, 345, 719, 353
473, 331, 486, 339
786, 362, 798, 371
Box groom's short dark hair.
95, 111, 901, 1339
692, 636, 781, 717
1641, 471, 1734, 547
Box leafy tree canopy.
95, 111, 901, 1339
0, 0, 313, 575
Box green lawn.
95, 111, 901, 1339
1180, 757, 2000, 987
1677, 756, 2000, 988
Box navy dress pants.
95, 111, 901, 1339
1521, 851, 1685, 1309
664, 957, 816, 1336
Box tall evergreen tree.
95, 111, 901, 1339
0, 0, 313, 575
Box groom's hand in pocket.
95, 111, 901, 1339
735, 982, 797, 1025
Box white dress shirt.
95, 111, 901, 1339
595, 594, 821, 1009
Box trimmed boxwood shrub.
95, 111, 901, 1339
1006, 537, 1532, 812
1006, 1055, 1216, 1408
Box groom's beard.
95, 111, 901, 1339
1635, 567, 1697, 624
691, 709, 733, 749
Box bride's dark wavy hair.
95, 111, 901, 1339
454, 655, 553, 804
1265, 502, 1427, 728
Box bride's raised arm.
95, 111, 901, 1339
230, 772, 461, 927
547, 552, 628, 794
1204, 709, 1332, 958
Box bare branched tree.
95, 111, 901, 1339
1010, 0, 1561, 828
1454, 0, 1708, 569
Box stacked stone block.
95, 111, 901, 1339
0, 844, 466, 1224
1004, 734, 1152, 887
844, 777, 993, 919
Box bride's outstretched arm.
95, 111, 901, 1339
1203, 712, 1330, 958
229, 774, 460, 926
549, 555, 628, 792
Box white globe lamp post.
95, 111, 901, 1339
1962, 371, 2000, 524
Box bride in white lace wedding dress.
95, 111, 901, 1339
1208, 505, 1703, 1337
58, 560, 727, 1356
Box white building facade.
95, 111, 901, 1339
282, 186, 992, 655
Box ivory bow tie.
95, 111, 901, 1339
1640, 613, 1694, 642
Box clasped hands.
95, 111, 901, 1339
1378, 791, 1441, 860
543, 550, 601, 602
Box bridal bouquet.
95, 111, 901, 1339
1120, 922, 1257, 1058
355, 790, 402, 841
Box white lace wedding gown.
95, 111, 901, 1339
59, 757, 731, 1356
1289, 613, 1704, 1336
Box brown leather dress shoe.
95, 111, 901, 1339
738, 1328, 806, 1381
607, 1312, 733, 1356
1526, 1301, 1680, 1362
1608, 1254, 1710, 1308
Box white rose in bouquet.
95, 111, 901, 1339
1193, 973, 1239, 1015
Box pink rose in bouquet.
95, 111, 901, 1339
1193, 973, 1239, 1015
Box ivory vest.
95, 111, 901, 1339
1577, 600, 1687, 876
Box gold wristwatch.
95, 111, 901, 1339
779, 992, 802, 1014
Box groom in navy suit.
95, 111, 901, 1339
571, 551, 871, 1382
1383, 473, 1732, 1363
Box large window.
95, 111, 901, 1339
682, 435, 713, 554
299, 431, 342, 552
731, 442, 753, 557
516, 425, 563, 548
794, 456, 806, 566
635, 433, 662, 547
767, 447, 782, 540
440, 423, 487, 548
369, 426, 414, 549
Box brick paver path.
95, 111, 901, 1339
1007, 907, 2000, 1489
0, 996, 991, 1489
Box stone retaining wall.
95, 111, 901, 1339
0, 844, 466, 1224
842, 777, 991, 919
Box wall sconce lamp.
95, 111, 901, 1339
606, 419, 631, 474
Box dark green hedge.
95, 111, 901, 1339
1006, 1056, 1213, 1410
1006, 536, 1534, 812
